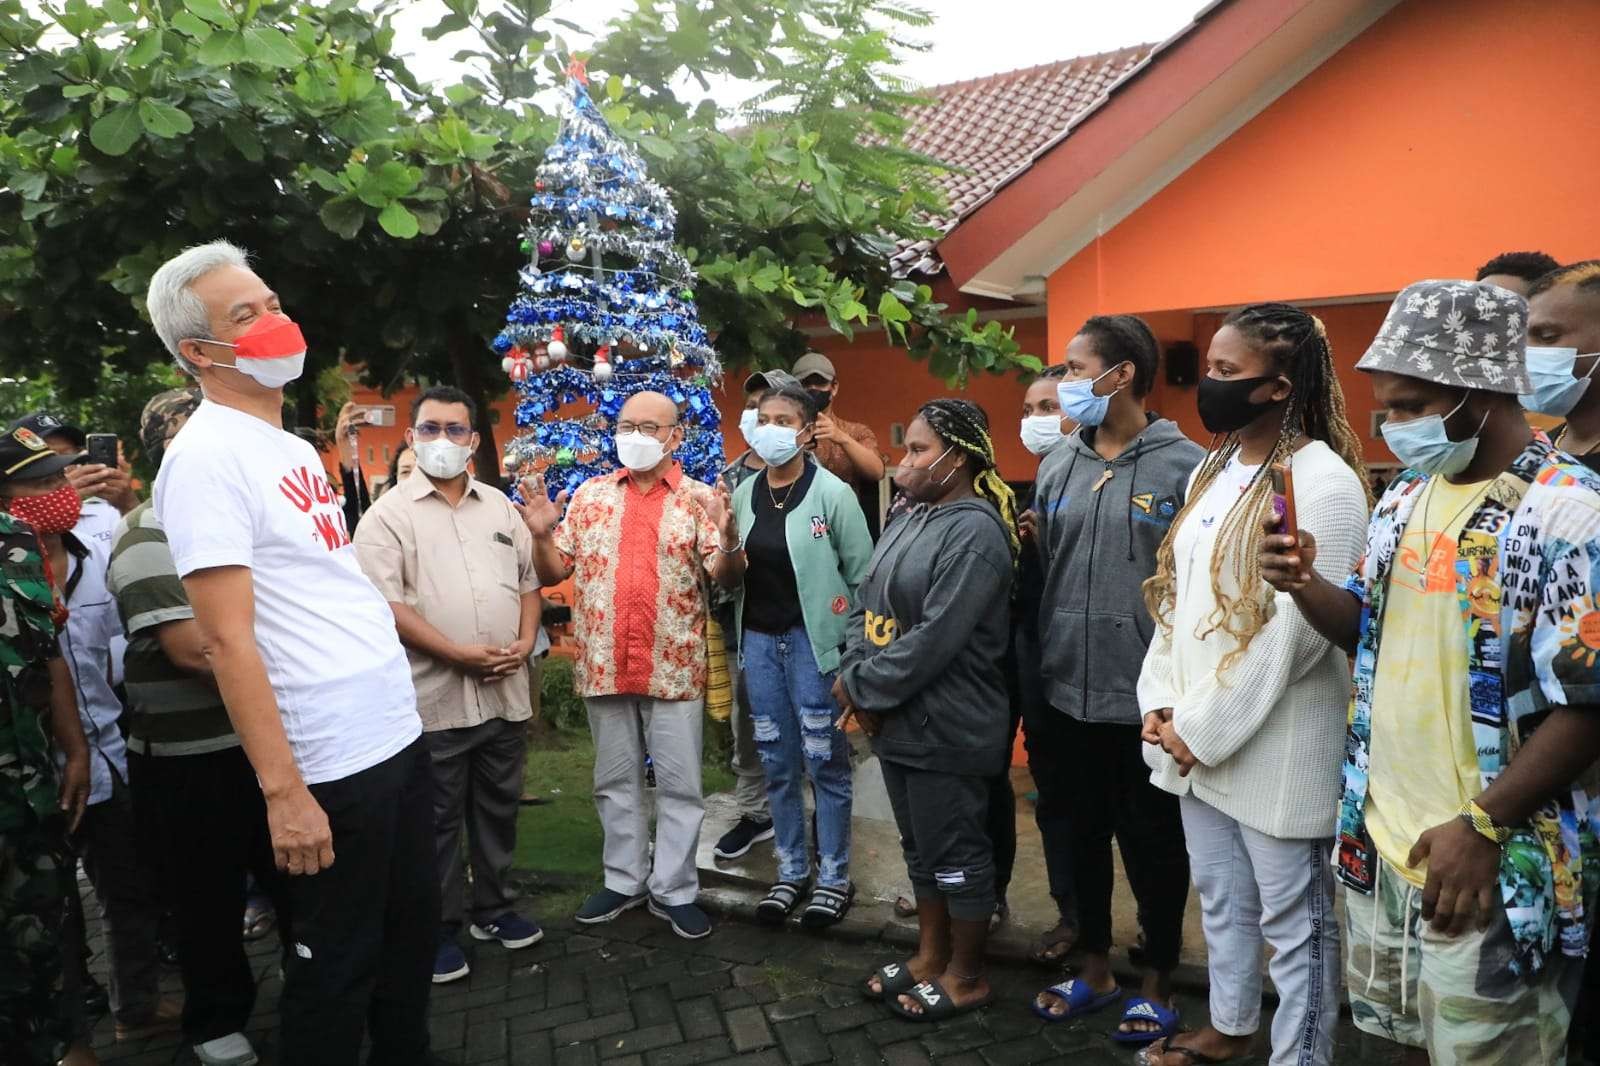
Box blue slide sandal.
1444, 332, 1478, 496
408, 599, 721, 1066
1112, 996, 1181, 1044
1029, 978, 1122, 1023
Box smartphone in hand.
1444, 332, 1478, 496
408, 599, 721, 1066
85, 433, 119, 468
1269, 462, 1297, 537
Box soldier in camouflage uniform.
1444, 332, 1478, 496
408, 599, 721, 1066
1, 421, 95, 1066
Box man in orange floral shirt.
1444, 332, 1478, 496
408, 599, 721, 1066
522, 392, 744, 939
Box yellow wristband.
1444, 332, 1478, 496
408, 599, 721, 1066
1458, 799, 1511, 845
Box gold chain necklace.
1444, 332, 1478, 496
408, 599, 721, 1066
767, 474, 799, 510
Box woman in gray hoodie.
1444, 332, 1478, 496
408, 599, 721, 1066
838, 398, 1017, 1023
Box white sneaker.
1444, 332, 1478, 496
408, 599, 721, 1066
194, 1032, 259, 1066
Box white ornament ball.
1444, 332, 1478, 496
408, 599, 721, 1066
547, 339, 568, 361
501, 356, 514, 373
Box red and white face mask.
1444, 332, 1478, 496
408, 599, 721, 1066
5, 483, 83, 534
198, 314, 307, 388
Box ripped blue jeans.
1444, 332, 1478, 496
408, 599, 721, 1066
741, 625, 852, 890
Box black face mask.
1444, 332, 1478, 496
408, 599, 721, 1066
807, 388, 833, 413
1196, 374, 1283, 434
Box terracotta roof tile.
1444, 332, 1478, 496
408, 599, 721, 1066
891, 45, 1153, 276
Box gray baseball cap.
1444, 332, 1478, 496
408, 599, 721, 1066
1355, 279, 1530, 394
742, 368, 801, 393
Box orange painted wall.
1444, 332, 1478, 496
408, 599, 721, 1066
1046, 0, 1600, 387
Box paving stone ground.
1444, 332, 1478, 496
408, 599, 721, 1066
92, 888, 1410, 1066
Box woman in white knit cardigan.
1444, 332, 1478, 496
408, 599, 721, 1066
1135, 304, 1371, 1066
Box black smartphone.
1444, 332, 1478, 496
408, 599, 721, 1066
85, 433, 119, 468
543, 604, 573, 626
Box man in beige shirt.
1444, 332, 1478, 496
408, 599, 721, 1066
354, 386, 543, 985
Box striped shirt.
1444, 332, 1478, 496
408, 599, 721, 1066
106, 502, 238, 757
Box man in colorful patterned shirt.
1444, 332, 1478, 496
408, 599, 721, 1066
1262, 279, 1600, 1064
523, 390, 744, 940
0, 425, 93, 1066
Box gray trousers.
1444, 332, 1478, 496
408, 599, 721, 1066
586, 695, 704, 906
727, 649, 769, 820
426, 717, 529, 938
74, 769, 163, 1024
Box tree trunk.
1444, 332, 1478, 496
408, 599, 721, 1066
449, 326, 504, 490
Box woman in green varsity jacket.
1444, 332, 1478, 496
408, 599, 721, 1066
729, 382, 873, 928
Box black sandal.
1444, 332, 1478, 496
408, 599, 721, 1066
886, 977, 993, 1023
800, 882, 854, 928
756, 880, 808, 925
861, 960, 919, 1001
1029, 919, 1079, 965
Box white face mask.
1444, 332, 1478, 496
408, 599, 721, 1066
616, 430, 669, 472
738, 407, 760, 446
1019, 414, 1066, 456
413, 438, 472, 479
213, 352, 305, 389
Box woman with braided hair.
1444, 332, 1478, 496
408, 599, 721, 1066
840, 398, 1015, 1022
1134, 303, 1370, 1066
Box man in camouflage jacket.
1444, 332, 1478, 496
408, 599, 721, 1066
1, 438, 93, 1064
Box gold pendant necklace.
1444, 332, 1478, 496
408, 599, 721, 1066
767, 476, 798, 510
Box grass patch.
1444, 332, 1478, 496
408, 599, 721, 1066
760, 961, 824, 999
513, 658, 736, 914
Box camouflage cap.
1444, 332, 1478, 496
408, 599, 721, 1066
140, 388, 203, 468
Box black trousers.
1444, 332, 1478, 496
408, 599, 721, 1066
882, 761, 995, 922
986, 710, 1021, 905
127, 746, 290, 1043
1023, 710, 1189, 970
279, 739, 437, 1066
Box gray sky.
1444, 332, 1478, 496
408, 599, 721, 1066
390, 0, 1204, 107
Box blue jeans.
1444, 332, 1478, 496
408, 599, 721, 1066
741, 626, 852, 889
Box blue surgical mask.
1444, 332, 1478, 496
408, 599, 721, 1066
1056, 364, 1125, 427
1519, 346, 1600, 417
1379, 393, 1488, 477
749, 423, 803, 466
738, 407, 760, 446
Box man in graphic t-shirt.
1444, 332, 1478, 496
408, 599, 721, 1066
147, 240, 434, 1066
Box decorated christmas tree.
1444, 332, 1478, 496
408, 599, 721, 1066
493, 62, 723, 499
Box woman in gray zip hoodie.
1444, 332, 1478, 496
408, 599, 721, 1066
1027, 316, 1203, 1038
837, 399, 1017, 1023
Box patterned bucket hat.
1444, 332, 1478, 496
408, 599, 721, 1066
1355, 279, 1530, 394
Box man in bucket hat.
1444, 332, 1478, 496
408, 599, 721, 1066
1258, 279, 1600, 1063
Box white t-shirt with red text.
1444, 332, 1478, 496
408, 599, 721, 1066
154, 400, 419, 785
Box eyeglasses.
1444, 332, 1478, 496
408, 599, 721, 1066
615, 421, 678, 437
413, 422, 473, 443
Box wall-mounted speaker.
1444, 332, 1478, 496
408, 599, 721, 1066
1165, 341, 1199, 387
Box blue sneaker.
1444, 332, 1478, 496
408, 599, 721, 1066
647, 898, 712, 940
574, 888, 648, 925
432, 942, 469, 984
469, 912, 544, 949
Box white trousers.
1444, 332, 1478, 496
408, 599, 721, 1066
1180, 794, 1341, 1066
586, 695, 705, 906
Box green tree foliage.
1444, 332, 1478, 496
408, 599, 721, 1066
0, 0, 1037, 472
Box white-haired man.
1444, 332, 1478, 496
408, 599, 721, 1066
146, 241, 435, 1065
